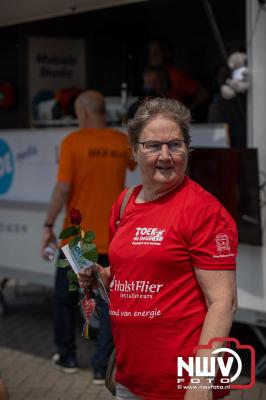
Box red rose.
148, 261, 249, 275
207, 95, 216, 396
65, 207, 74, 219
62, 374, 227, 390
70, 208, 82, 225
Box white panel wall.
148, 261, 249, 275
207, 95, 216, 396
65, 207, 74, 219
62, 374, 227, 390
235, 1, 266, 323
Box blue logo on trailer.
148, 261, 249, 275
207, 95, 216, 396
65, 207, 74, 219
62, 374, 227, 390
0, 139, 14, 195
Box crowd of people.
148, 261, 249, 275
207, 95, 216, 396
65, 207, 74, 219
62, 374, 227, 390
37, 37, 243, 400
39, 91, 239, 400
78, 97, 238, 400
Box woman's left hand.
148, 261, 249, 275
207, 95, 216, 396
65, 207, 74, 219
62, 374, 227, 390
77, 264, 111, 289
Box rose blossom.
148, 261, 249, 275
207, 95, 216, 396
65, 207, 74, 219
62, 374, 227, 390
70, 208, 82, 225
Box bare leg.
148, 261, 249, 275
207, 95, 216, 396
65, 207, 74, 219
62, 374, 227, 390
0, 378, 9, 400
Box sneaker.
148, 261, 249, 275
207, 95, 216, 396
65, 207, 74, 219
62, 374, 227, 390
51, 353, 60, 363
51, 353, 78, 373
93, 372, 105, 385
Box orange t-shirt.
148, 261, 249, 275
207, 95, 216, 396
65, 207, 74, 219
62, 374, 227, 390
57, 127, 135, 253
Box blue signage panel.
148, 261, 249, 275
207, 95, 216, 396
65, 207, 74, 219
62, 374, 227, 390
0, 139, 14, 195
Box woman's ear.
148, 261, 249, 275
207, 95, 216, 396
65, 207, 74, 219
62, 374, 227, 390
131, 145, 137, 161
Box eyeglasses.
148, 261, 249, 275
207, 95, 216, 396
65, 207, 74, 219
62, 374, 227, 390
137, 139, 188, 156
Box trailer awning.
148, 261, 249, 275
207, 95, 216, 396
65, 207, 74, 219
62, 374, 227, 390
0, 0, 149, 28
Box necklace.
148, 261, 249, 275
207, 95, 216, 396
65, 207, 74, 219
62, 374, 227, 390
139, 187, 174, 203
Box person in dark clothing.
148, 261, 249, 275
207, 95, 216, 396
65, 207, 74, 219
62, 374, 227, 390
128, 66, 169, 119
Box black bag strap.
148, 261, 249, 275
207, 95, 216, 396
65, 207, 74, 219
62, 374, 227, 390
116, 186, 136, 226
105, 348, 116, 396
106, 186, 136, 396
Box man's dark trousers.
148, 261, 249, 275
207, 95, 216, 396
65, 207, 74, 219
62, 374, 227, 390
54, 253, 113, 373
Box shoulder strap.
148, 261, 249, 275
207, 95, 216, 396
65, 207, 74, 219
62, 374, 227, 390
116, 186, 136, 226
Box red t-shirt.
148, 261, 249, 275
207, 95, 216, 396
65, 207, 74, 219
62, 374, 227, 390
166, 66, 200, 103
108, 177, 238, 400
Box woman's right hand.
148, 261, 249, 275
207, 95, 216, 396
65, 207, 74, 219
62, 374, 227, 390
77, 264, 111, 289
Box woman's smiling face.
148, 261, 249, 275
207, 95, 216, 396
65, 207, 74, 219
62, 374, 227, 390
134, 115, 188, 191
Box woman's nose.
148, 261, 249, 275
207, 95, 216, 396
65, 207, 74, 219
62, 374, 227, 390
158, 143, 171, 160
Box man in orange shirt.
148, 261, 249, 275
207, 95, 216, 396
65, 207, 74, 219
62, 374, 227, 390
41, 90, 135, 381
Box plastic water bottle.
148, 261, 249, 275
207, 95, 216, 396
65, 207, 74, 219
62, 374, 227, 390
44, 244, 56, 261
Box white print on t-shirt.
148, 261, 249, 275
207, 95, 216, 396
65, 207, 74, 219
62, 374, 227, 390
109, 308, 161, 319
132, 227, 165, 246
109, 275, 164, 299
212, 233, 235, 258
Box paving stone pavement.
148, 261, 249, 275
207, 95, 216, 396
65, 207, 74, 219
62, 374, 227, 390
1, 282, 266, 399
0, 283, 113, 400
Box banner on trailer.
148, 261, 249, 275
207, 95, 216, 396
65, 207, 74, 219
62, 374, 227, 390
28, 37, 86, 123
0, 128, 72, 202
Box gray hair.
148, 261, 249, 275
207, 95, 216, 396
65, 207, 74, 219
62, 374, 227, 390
127, 97, 191, 146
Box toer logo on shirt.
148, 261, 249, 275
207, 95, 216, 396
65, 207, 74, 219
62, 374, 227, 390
132, 227, 165, 246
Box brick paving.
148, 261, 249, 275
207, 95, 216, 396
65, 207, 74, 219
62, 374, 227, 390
1, 282, 266, 399
0, 283, 112, 400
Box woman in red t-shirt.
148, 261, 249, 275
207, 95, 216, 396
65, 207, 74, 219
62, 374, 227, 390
78, 98, 237, 400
